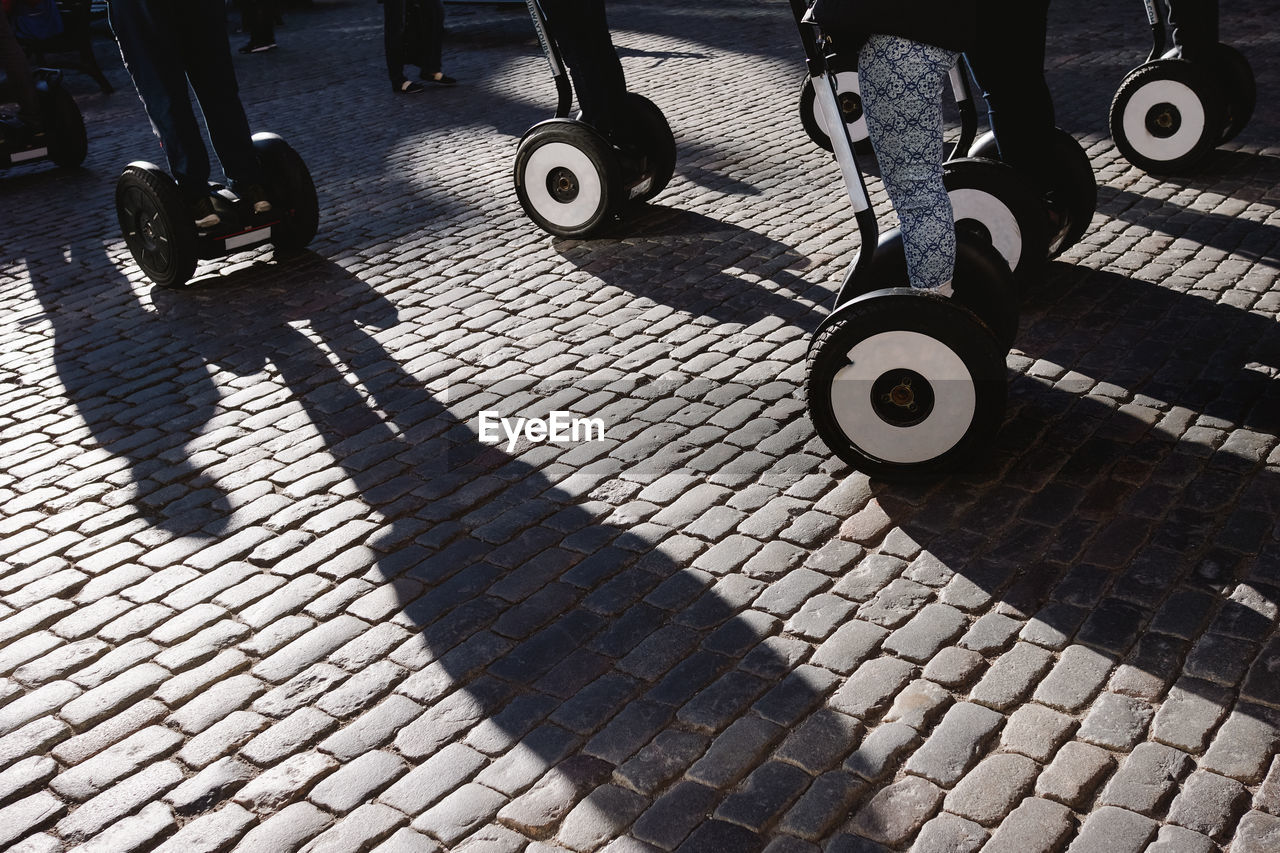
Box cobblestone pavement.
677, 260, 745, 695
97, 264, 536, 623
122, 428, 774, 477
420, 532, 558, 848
2, 1, 1279, 851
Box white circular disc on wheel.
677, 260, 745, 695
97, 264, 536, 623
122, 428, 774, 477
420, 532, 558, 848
949, 187, 1024, 273
1121, 78, 1207, 163
815, 71, 868, 146
828, 329, 977, 465
522, 141, 604, 230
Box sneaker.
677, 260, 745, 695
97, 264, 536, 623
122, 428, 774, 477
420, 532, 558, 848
192, 196, 221, 229
238, 183, 272, 215
422, 71, 456, 86
239, 40, 277, 54
394, 78, 424, 94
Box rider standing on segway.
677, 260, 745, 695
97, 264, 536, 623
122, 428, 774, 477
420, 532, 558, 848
537, 0, 633, 144
108, 0, 271, 228
0, 4, 41, 133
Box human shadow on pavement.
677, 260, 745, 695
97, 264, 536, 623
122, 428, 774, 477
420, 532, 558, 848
553, 206, 835, 333
12, 225, 234, 537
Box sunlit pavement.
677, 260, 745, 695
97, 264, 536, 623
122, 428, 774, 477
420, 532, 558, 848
1, 1, 1278, 851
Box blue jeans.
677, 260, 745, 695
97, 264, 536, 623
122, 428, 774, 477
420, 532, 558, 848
109, 0, 263, 201
859, 34, 958, 290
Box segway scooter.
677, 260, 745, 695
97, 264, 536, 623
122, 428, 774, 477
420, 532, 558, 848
512, 0, 676, 238
115, 133, 318, 288
791, 1, 1018, 482
1, 69, 87, 170
1109, 0, 1254, 173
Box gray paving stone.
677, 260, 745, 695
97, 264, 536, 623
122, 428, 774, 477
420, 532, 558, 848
829, 657, 916, 720
1151, 677, 1234, 753
809, 620, 888, 676
688, 714, 785, 789
51, 725, 183, 801
176, 710, 270, 770
300, 802, 408, 853
969, 642, 1055, 711
958, 612, 1023, 655
904, 702, 1003, 786
1099, 741, 1194, 815
1256, 756, 1280, 815
849, 775, 942, 848
776, 707, 862, 774
51, 698, 168, 766
882, 679, 950, 732
922, 647, 985, 690
999, 702, 1076, 762
370, 827, 443, 853
240, 706, 338, 765
715, 760, 812, 832
0, 680, 81, 737
56, 761, 183, 843
379, 742, 487, 816
235, 801, 332, 852
1036, 741, 1117, 809
1200, 704, 1279, 783
1166, 770, 1250, 840
555, 784, 648, 852
69, 800, 174, 853
908, 813, 987, 853
942, 753, 1040, 826
1232, 810, 1280, 853
307, 749, 406, 814
169, 673, 267, 735
1077, 692, 1156, 750
777, 771, 866, 842
1032, 646, 1116, 713
0, 791, 66, 849
496, 755, 612, 838
234, 750, 339, 813
843, 721, 919, 782
1066, 806, 1157, 853
981, 797, 1074, 853
631, 780, 719, 849
1147, 824, 1217, 853
882, 603, 968, 664
857, 578, 934, 629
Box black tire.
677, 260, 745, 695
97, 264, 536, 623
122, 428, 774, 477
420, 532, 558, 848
624, 92, 676, 203
943, 157, 1048, 292
252, 132, 318, 250
1209, 43, 1254, 144
797, 73, 873, 155
967, 128, 1095, 259
514, 120, 622, 238
842, 229, 1020, 353
116, 162, 198, 288
807, 289, 1007, 482
1109, 59, 1224, 174
42, 84, 87, 168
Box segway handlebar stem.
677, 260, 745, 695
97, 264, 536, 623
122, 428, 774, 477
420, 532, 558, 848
526, 0, 574, 117
949, 57, 978, 160
1143, 0, 1167, 61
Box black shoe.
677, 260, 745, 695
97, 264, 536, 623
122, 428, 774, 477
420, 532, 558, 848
191, 196, 221, 229
238, 183, 272, 215
239, 40, 277, 54
421, 71, 457, 86
393, 79, 425, 94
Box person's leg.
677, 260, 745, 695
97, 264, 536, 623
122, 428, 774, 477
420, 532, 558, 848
859, 33, 958, 290
1165, 0, 1218, 62
109, 0, 213, 202
384, 0, 419, 91
239, 0, 277, 52
416, 0, 448, 81
966, 0, 1056, 195
541, 0, 628, 138
0, 11, 40, 116
178, 0, 264, 191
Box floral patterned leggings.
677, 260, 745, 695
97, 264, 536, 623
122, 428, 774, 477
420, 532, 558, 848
858, 34, 959, 290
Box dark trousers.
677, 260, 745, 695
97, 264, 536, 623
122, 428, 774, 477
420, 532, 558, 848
240, 0, 277, 46
0, 10, 39, 114
384, 0, 443, 83
1166, 0, 1218, 61
109, 0, 263, 201
965, 0, 1056, 194
540, 0, 628, 138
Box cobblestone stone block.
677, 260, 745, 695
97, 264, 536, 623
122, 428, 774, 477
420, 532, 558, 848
857, 578, 934, 628
301, 802, 407, 853
1200, 704, 1279, 783
908, 813, 986, 853
234, 750, 338, 813
169, 673, 267, 735
175, 710, 270, 770
969, 642, 1055, 711
922, 647, 985, 690
0, 680, 80, 737
616, 729, 708, 795
240, 706, 338, 765
554, 784, 647, 852
958, 612, 1022, 655
308, 748, 406, 814
72, 800, 174, 852
829, 657, 915, 720
688, 714, 784, 788
849, 775, 942, 848
999, 702, 1075, 762
1147, 824, 1217, 853
1033, 646, 1116, 712
777, 771, 866, 842
943, 753, 1040, 826
776, 707, 862, 774
235, 801, 332, 851
808, 620, 887, 676
1256, 756, 1280, 815
1151, 677, 1234, 753
1077, 692, 1156, 750
1067, 806, 1157, 853
882, 679, 950, 732
52, 724, 183, 801
51, 698, 168, 767
843, 721, 918, 782
165, 756, 255, 816
0, 791, 66, 848
1099, 741, 1193, 815
882, 603, 968, 663
982, 797, 1074, 853
631, 779, 718, 849
1167, 770, 1250, 839
1036, 741, 1117, 808
1232, 810, 1280, 853
56, 761, 183, 843
904, 702, 1003, 786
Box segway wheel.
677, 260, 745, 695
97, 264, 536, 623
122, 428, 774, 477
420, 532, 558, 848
252, 132, 319, 251
943, 158, 1047, 293
807, 289, 1007, 482
116, 162, 198, 288
43, 85, 87, 168
1210, 44, 1254, 144
624, 93, 676, 203
515, 120, 621, 238
797, 73, 873, 155
966, 128, 1096, 259
1109, 59, 1224, 174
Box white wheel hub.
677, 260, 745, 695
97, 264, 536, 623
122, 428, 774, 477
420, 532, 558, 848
523, 141, 604, 229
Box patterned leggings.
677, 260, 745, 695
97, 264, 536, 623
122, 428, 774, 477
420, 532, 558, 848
859, 34, 959, 290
